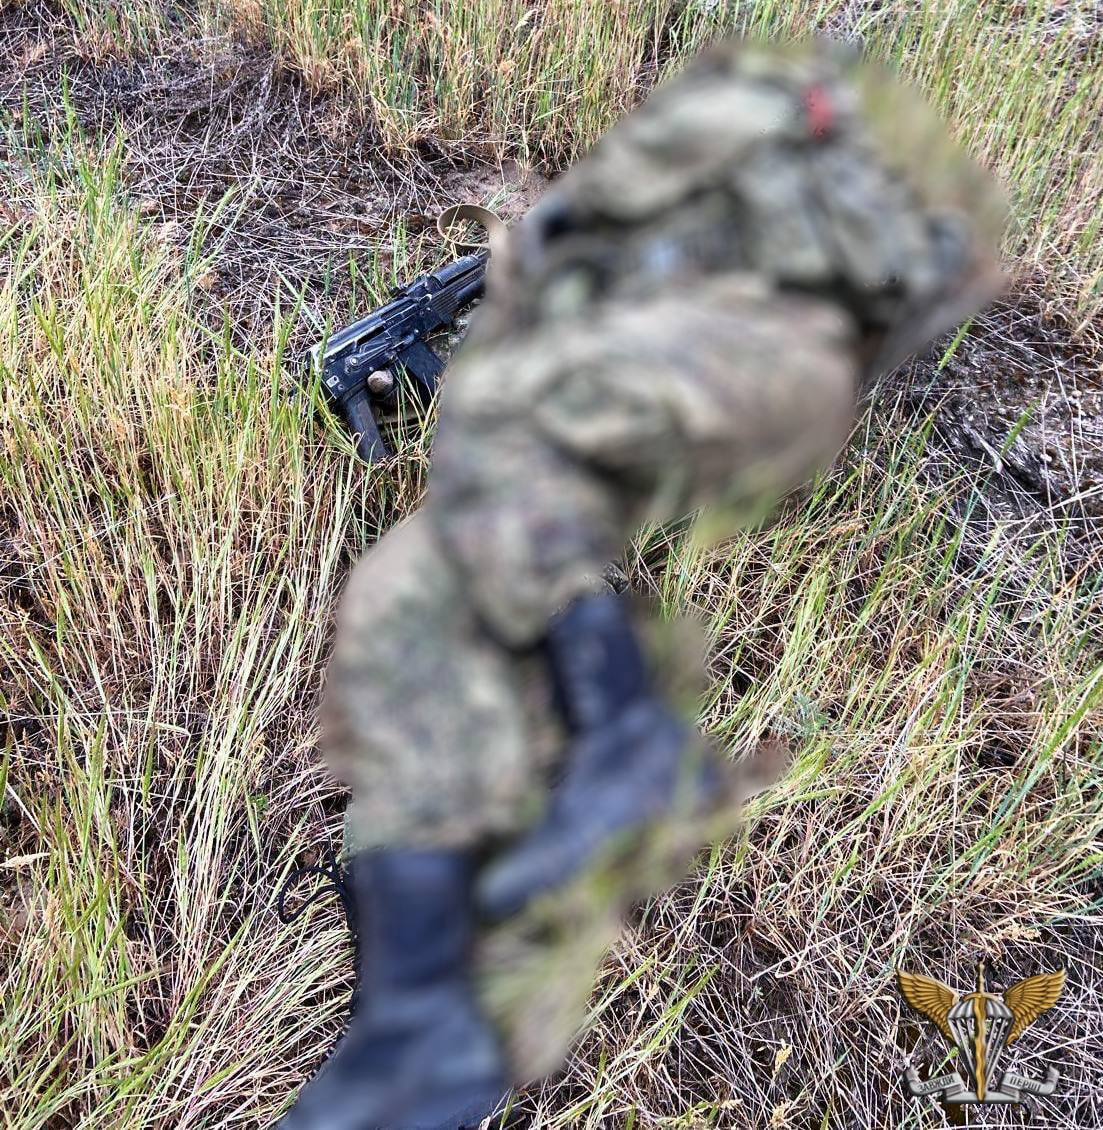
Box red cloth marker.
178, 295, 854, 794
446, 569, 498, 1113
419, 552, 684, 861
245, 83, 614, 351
803, 84, 835, 140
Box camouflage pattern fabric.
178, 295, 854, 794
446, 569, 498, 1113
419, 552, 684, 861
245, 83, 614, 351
327, 36, 1004, 853
322, 36, 1005, 1078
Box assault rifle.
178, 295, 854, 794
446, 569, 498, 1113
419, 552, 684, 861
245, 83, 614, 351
309, 249, 489, 463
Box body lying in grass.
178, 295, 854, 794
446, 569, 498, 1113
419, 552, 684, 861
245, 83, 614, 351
281, 37, 1006, 1130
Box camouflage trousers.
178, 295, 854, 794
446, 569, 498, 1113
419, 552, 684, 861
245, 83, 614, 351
325, 276, 857, 851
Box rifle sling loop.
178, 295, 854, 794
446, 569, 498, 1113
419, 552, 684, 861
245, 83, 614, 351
436, 203, 509, 258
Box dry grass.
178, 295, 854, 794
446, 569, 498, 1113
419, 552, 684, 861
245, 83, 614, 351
520, 418, 1103, 1126
2, 2, 1103, 1128
35, 0, 1103, 326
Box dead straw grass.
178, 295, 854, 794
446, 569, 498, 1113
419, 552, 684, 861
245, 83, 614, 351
2, 3, 1102, 1128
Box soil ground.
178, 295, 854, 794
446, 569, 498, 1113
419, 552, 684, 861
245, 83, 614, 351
2, 7, 1101, 1128
3, 8, 544, 344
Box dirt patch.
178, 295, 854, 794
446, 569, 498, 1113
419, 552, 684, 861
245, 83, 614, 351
901, 302, 1103, 588
0, 4, 545, 351
913, 305, 1103, 516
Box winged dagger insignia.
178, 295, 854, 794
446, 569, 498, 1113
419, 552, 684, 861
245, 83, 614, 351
897, 964, 1065, 1105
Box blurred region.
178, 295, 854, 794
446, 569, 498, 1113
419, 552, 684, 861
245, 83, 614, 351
320, 37, 1006, 1087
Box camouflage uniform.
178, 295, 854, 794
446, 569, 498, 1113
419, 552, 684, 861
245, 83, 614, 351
325, 38, 1004, 855
281, 42, 1011, 1105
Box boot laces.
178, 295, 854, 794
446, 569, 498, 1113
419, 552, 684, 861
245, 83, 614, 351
277, 846, 355, 931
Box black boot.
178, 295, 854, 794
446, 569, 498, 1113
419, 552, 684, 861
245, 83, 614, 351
477, 594, 720, 922
279, 850, 509, 1130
